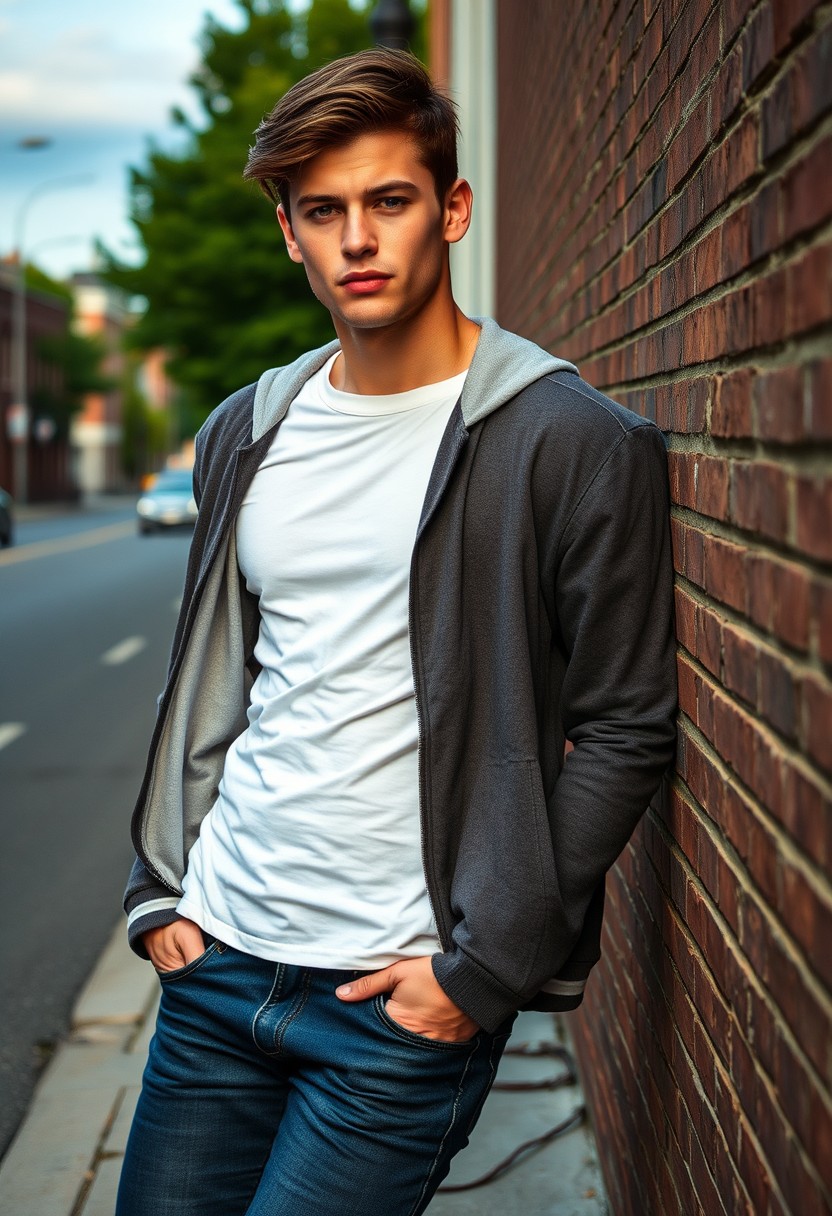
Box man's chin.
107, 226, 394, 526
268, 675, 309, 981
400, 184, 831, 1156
330, 301, 409, 331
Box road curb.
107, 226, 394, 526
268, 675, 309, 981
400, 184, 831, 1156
0, 921, 158, 1216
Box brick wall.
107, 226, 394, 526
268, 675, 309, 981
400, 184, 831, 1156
495, 1, 832, 1212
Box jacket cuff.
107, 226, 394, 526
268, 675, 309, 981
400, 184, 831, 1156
126, 897, 181, 959
431, 949, 520, 1033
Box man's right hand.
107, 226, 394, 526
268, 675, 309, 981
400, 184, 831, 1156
142, 917, 206, 973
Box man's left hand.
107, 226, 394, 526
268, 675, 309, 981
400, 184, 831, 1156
335, 956, 480, 1042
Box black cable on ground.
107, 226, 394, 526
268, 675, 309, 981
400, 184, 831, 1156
437, 1040, 587, 1193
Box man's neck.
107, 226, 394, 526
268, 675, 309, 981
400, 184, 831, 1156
330, 301, 481, 396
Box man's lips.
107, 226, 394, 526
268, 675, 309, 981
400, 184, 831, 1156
339, 272, 391, 295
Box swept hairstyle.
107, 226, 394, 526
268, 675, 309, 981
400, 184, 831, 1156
243, 48, 459, 215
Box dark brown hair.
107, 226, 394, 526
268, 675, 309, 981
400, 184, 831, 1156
243, 48, 459, 213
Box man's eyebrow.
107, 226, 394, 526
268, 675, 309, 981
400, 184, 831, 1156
295, 180, 421, 208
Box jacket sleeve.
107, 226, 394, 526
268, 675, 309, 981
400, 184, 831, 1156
124, 855, 181, 959
545, 421, 677, 951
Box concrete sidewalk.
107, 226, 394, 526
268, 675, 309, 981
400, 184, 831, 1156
0, 924, 608, 1215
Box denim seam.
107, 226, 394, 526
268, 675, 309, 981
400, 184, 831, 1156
251, 963, 285, 1055
465, 1031, 507, 1136
273, 969, 312, 1056
407, 1041, 477, 1216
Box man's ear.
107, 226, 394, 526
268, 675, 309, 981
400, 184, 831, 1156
277, 203, 303, 264
443, 178, 473, 246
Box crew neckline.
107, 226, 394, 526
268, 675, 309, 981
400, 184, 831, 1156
317, 352, 468, 417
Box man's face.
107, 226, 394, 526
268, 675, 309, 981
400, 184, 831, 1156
277, 130, 461, 332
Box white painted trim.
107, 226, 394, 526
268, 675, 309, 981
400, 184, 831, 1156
127, 898, 181, 928
450, 0, 497, 317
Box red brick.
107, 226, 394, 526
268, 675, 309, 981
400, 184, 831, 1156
792, 20, 832, 132
814, 579, 832, 666
696, 454, 730, 519
749, 179, 783, 260
721, 202, 752, 279
770, 560, 811, 653
753, 366, 805, 443
678, 651, 698, 722
758, 648, 799, 740
776, 859, 814, 963
737, 1122, 773, 1216
808, 1080, 832, 1194
669, 450, 696, 509
713, 693, 756, 788
753, 266, 788, 348
746, 551, 775, 633
762, 69, 792, 160
697, 603, 723, 676
795, 474, 832, 563
781, 760, 832, 869
694, 226, 723, 293
723, 0, 755, 44
730, 461, 791, 542
685, 523, 706, 586
788, 242, 832, 337
740, 2, 775, 92
713, 368, 753, 437
802, 674, 832, 776
704, 534, 747, 614
722, 624, 759, 706
771, 0, 817, 53
712, 41, 744, 130
675, 586, 697, 654
782, 133, 832, 244
808, 359, 832, 439
753, 727, 788, 824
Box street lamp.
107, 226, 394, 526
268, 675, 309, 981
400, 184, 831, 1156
369, 0, 415, 49
10, 173, 93, 504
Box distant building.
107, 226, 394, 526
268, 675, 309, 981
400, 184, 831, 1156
70, 273, 130, 494
0, 261, 76, 501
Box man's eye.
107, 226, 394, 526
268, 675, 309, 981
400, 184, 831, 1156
378, 197, 407, 210
309, 204, 336, 219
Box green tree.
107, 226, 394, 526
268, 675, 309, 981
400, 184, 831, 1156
120, 363, 170, 480
106, 0, 424, 428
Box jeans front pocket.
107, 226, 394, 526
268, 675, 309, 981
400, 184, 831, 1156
372, 995, 479, 1051
156, 940, 223, 984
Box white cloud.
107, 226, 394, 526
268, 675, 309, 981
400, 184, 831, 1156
0, 24, 201, 128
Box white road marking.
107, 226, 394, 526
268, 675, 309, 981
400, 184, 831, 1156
100, 636, 148, 666
0, 520, 135, 568
0, 722, 26, 752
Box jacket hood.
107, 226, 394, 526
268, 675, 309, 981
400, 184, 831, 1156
251, 316, 578, 442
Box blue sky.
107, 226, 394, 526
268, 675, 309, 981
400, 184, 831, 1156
0, 0, 261, 278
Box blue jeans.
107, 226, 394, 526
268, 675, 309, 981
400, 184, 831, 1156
116, 942, 515, 1215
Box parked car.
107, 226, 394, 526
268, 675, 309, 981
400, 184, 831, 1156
136, 469, 197, 534
0, 486, 13, 547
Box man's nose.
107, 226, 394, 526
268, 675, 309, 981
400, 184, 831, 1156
341, 208, 377, 258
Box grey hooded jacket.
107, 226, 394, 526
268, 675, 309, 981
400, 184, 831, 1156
125, 317, 677, 1033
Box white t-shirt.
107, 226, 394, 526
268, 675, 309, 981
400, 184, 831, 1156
177, 353, 466, 968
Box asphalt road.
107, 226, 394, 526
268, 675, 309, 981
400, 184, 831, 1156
0, 501, 193, 1159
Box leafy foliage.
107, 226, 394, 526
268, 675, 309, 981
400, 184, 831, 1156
105, 0, 425, 427
33, 327, 112, 436
24, 262, 112, 436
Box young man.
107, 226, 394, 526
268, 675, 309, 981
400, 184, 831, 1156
117, 48, 677, 1216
